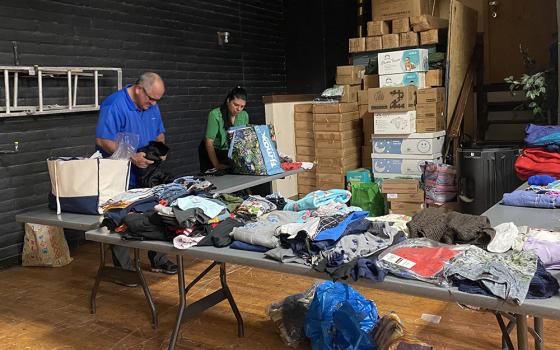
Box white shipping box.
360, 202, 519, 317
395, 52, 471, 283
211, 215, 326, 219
372, 131, 445, 155
378, 48, 429, 75
374, 111, 416, 134
379, 72, 426, 89
371, 153, 443, 176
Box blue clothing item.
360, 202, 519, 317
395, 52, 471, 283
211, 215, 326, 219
313, 211, 369, 241
312, 217, 372, 251
528, 175, 557, 186
176, 196, 226, 218
353, 258, 387, 282
284, 189, 351, 211
95, 84, 165, 187
502, 190, 560, 209
103, 196, 159, 229
229, 240, 269, 253
152, 183, 191, 204
525, 124, 560, 147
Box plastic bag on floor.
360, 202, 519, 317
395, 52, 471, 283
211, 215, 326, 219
22, 223, 73, 267
265, 284, 317, 347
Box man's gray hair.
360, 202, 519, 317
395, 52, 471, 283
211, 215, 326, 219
135, 72, 162, 88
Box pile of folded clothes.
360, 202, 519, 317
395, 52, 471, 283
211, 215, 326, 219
515, 124, 560, 180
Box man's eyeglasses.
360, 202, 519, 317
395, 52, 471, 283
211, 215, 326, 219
141, 85, 161, 103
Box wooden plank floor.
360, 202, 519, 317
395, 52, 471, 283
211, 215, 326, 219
1, 242, 559, 350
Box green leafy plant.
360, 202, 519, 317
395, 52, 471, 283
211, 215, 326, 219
504, 72, 547, 116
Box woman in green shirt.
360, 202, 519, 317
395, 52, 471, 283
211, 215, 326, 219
198, 86, 249, 172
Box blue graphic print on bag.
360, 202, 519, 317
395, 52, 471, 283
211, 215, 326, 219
228, 125, 284, 175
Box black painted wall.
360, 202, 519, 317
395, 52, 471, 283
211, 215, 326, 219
0, 0, 287, 266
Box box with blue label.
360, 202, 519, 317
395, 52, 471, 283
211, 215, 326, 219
373, 111, 416, 134
379, 72, 426, 89
371, 153, 443, 176
346, 168, 372, 184
378, 48, 429, 75
372, 131, 445, 155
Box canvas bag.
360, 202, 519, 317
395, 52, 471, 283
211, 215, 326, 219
227, 125, 284, 175
47, 157, 130, 215
21, 223, 73, 267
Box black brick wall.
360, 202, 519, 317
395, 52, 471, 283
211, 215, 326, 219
0, 0, 287, 266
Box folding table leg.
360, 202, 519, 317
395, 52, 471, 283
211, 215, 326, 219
495, 312, 515, 350
133, 248, 158, 329
220, 262, 244, 337
534, 317, 544, 350
168, 255, 186, 350
90, 242, 107, 314
516, 314, 529, 350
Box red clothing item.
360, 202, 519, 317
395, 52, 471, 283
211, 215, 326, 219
515, 147, 560, 180
390, 247, 463, 278
281, 162, 302, 170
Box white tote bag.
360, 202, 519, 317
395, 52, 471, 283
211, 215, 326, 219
47, 157, 130, 215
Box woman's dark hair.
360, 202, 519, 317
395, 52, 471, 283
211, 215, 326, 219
220, 86, 247, 128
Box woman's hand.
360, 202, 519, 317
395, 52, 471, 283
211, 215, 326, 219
130, 152, 154, 168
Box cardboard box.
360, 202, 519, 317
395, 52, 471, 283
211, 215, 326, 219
416, 117, 445, 132
417, 87, 445, 104
372, 0, 437, 21
366, 36, 383, 51
313, 119, 361, 132
378, 48, 429, 75
296, 137, 314, 147
381, 179, 420, 193
375, 173, 422, 180
374, 111, 416, 134
316, 181, 346, 190
316, 146, 359, 158
316, 154, 360, 168
416, 101, 445, 119
379, 72, 426, 89
388, 201, 425, 211
298, 170, 316, 179
346, 168, 372, 184
315, 129, 361, 141
368, 86, 417, 113
426, 69, 443, 87
410, 15, 449, 32
358, 90, 368, 105
339, 84, 361, 103
386, 190, 425, 202
363, 74, 380, 89
298, 184, 316, 195
296, 145, 315, 156
294, 112, 313, 122
315, 137, 361, 150
295, 120, 314, 130
362, 145, 373, 168
372, 131, 445, 155
313, 102, 358, 114
297, 154, 315, 162
372, 153, 443, 176
314, 111, 359, 124
382, 34, 400, 49
295, 129, 314, 139
420, 29, 441, 45
316, 173, 346, 184
392, 17, 410, 33
359, 104, 371, 119
400, 31, 419, 47
336, 65, 365, 85
294, 103, 313, 113
367, 20, 390, 36
363, 113, 374, 139
349, 37, 366, 53
298, 176, 316, 186
426, 201, 460, 212
317, 161, 360, 174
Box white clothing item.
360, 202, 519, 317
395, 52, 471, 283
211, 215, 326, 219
154, 204, 174, 217
176, 196, 225, 218
368, 214, 411, 235
528, 228, 560, 242
487, 222, 519, 253
301, 162, 314, 170
276, 217, 321, 239
173, 234, 203, 250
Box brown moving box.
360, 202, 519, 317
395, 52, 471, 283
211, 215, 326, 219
416, 117, 445, 132
294, 103, 313, 113
416, 102, 445, 118
314, 119, 361, 132
316, 146, 359, 158
316, 173, 346, 184
295, 120, 314, 130
298, 176, 316, 186
400, 31, 419, 47
336, 65, 365, 85
362, 145, 372, 168
381, 179, 420, 193
297, 154, 315, 162
317, 162, 361, 174
410, 15, 449, 32
316, 154, 360, 168
315, 129, 361, 141
420, 29, 442, 45
358, 90, 368, 105
313, 102, 358, 114
382, 34, 400, 49
314, 111, 359, 123
359, 105, 371, 119
363, 113, 374, 140
426, 69, 443, 87
316, 181, 346, 190
295, 138, 314, 147
315, 137, 361, 150
417, 87, 445, 104
363, 74, 380, 89
339, 85, 361, 103
385, 190, 425, 202
296, 145, 315, 156
389, 201, 425, 212
426, 201, 460, 212
373, 0, 437, 21
367, 20, 390, 36
295, 129, 314, 139
298, 170, 316, 179
294, 112, 313, 122
392, 17, 410, 33
349, 37, 366, 53
298, 184, 316, 195
368, 86, 417, 113
366, 36, 383, 51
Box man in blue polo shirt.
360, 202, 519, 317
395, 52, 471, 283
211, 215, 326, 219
95, 72, 177, 278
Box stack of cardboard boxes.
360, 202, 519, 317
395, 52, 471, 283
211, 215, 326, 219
359, 74, 379, 169
294, 103, 316, 197
313, 102, 361, 190
381, 179, 425, 216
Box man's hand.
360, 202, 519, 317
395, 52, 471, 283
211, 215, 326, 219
130, 152, 154, 168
